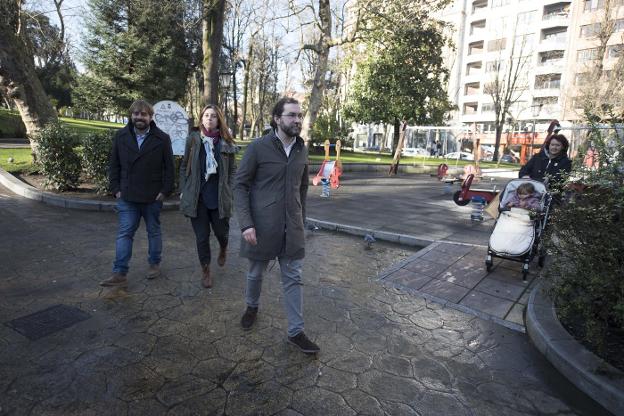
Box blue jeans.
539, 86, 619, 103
245, 257, 304, 337
113, 199, 163, 275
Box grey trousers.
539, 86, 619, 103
245, 257, 304, 337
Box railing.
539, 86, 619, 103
543, 12, 569, 21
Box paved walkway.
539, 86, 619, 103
306, 172, 536, 332
0, 177, 611, 415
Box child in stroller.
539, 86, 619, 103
486, 179, 551, 281
504, 182, 541, 212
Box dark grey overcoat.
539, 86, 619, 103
179, 131, 237, 218
234, 132, 309, 260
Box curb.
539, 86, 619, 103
526, 281, 624, 416
305, 218, 434, 248
0, 168, 179, 211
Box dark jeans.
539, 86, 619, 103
113, 199, 162, 274
190, 200, 229, 266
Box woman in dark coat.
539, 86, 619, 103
519, 133, 572, 188
179, 105, 237, 288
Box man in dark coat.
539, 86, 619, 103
100, 99, 174, 288
234, 97, 319, 354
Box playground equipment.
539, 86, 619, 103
312, 139, 343, 196
452, 174, 499, 206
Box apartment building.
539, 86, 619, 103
439, 0, 624, 139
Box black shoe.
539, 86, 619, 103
241, 306, 258, 330
287, 332, 320, 354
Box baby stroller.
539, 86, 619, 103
485, 179, 552, 281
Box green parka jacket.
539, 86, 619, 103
179, 130, 238, 218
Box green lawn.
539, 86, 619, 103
0, 148, 33, 173
0, 108, 123, 138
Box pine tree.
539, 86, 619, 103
80, 0, 190, 114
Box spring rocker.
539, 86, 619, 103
312, 139, 342, 197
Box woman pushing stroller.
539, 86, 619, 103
519, 121, 572, 186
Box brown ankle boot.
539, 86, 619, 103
201, 264, 212, 288
217, 245, 227, 267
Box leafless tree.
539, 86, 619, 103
483, 28, 530, 162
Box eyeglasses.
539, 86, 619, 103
281, 113, 304, 120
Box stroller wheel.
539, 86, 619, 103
538, 255, 546, 268
453, 190, 470, 206
486, 261, 493, 272
522, 264, 529, 281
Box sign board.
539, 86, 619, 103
154, 101, 189, 156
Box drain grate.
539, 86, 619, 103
5, 304, 91, 341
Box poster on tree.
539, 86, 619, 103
154, 101, 189, 156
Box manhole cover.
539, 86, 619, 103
5, 304, 91, 341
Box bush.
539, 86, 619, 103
81, 130, 114, 194
545, 122, 624, 354
34, 122, 82, 191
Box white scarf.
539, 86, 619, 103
201, 135, 218, 181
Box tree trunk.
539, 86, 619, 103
239, 41, 253, 141
202, 0, 226, 106
493, 125, 503, 162
0, 17, 57, 152
300, 0, 332, 146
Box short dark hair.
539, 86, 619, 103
546, 133, 569, 153
129, 99, 154, 117
270, 97, 300, 129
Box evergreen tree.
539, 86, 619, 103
80, 0, 190, 114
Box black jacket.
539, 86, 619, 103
519, 150, 572, 186
109, 120, 175, 203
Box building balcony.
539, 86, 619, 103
538, 39, 568, 52
532, 88, 561, 98
535, 60, 564, 74
542, 14, 569, 29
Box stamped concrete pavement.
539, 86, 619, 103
306, 172, 540, 332
0, 181, 611, 415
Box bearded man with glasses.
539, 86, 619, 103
234, 97, 320, 354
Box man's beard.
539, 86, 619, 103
133, 119, 148, 129
282, 124, 301, 137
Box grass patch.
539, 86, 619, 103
0, 148, 34, 173
0, 108, 123, 138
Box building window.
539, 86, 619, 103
577, 48, 599, 62
542, 28, 567, 43
580, 23, 600, 38
514, 34, 534, 54
617, 18, 624, 32
517, 10, 536, 26
472, 0, 488, 14
470, 20, 486, 36
465, 82, 481, 95
468, 41, 484, 55
534, 97, 558, 106
543, 4, 570, 20
487, 38, 507, 52
575, 73, 591, 86
535, 74, 561, 89
466, 61, 483, 75
481, 103, 495, 113
463, 102, 479, 115
485, 60, 503, 73
607, 44, 624, 59
584, 0, 605, 11
491, 0, 511, 7
538, 50, 564, 65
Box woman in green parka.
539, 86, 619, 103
179, 105, 238, 288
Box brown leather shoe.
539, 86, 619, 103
100, 273, 128, 287
201, 264, 212, 288
217, 245, 227, 267
146, 264, 161, 279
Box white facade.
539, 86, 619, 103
438, 0, 624, 134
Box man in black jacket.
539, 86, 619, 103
100, 100, 175, 288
